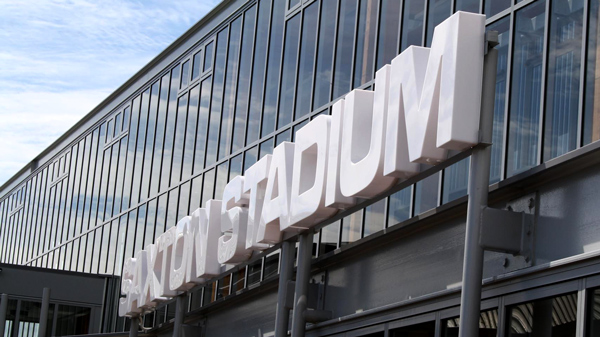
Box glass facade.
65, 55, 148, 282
2, 0, 600, 333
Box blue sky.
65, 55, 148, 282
0, 0, 220, 186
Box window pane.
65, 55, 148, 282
166, 188, 178, 230
295, 1, 319, 120
155, 194, 168, 238
246, 0, 271, 145
508, 293, 577, 336
426, 0, 451, 46
55, 305, 91, 336
261, 0, 286, 137
584, 0, 600, 144
219, 17, 243, 160
171, 92, 189, 185
390, 321, 435, 336
313, 0, 338, 109
341, 210, 363, 246
543, 0, 583, 161
229, 153, 243, 180
263, 250, 279, 279
364, 199, 386, 237
332, 0, 358, 99
588, 288, 600, 336
278, 13, 301, 129
414, 172, 439, 215
442, 157, 470, 204
131, 89, 150, 207
215, 162, 228, 200
246, 259, 262, 286
202, 169, 216, 205
160, 65, 182, 192
150, 74, 170, 197
183, 85, 200, 180
194, 76, 212, 174
319, 221, 340, 255
141, 80, 160, 201
354, 0, 378, 88
507, 1, 546, 177
180, 60, 190, 89
244, 146, 258, 174
275, 129, 291, 146
232, 5, 257, 153
190, 175, 203, 210
192, 50, 202, 80
206, 28, 229, 167
259, 138, 274, 158
455, 0, 479, 14
178, 182, 190, 219
485, 0, 510, 18
203, 41, 213, 72
488, 17, 510, 184
377, 0, 401, 69
401, 0, 426, 51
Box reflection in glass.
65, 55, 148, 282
171, 93, 189, 185
246, 0, 271, 146
320, 221, 340, 255
544, 0, 583, 161
364, 199, 386, 237
442, 158, 470, 204
414, 172, 439, 215
401, 0, 426, 52
215, 162, 229, 200
132, 88, 150, 206
259, 138, 274, 158
507, 1, 546, 177
278, 13, 301, 129
194, 77, 212, 175
206, 29, 228, 167
263, 250, 279, 279
313, 0, 337, 109
244, 146, 258, 174
141, 81, 159, 202
203, 41, 213, 72
55, 304, 91, 336
485, 0, 510, 18
261, 0, 286, 137
354, 0, 378, 88
276, 129, 291, 146
178, 182, 190, 220
232, 5, 257, 153
229, 153, 243, 181
588, 288, 600, 335
247, 259, 262, 286
192, 50, 202, 80
125, 209, 137, 261
219, 17, 243, 160
295, 2, 318, 120
180, 60, 190, 89
426, 0, 451, 46
508, 293, 577, 336
488, 18, 510, 184
202, 169, 216, 206
455, 0, 479, 13
150, 74, 170, 196
443, 309, 498, 336
190, 175, 203, 210
99, 226, 109, 274
217, 274, 231, 299
584, 1, 600, 145
167, 188, 178, 230
106, 219, 119, 275
232, 266, 246, 292
18, 301, 54, 337
183, 85, 200, 179
155, 194, 168, 239
161, 65, 181, 192
377, 0, 401, 69
332, 0, 358, 99
341, 210, 363, 246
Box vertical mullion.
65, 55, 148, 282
501, 10, 516, 182
371, 0, 382, 79
257, 0, 275, 141
536, 0, 551, 166
575, 281, 588, 337
422, 0, 430, 47
290, 9, 304, 121
396, 0, 404, 55
577, 0, 590, 148
307, 0, 322, 115
349, 0, 360, 90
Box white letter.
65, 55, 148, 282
188, 200, 222, 282
218, 176, 253, 264
243, 155, 272, 250
156, 228, 179, 297
260, 142, 295, 242
289, 116, 337, 229
170, 215, 195, 291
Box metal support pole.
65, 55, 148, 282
129, 316, 139, 337
457, 33, 498, 337
173, 294, 186, 337
0, 293, 8, 337
275, 240, 295, 337
38, 287, 50, 337
290, 231, 314, 337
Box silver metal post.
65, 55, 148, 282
0, 293, 8, 337
38, 287, 50, 337
129, 316, 139, 337
172, 295, 186, 337
457, 34, 498, 337
290, 231, 314, 337
275, 240, 295, 337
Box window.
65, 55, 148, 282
443, 309, 498, 336
507, 293, 577, 336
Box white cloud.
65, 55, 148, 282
0, 0, 221, 186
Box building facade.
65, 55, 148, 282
2, 0, 600, 335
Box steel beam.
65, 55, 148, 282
173, 295, 186, 337
275, 240, 295, 337
38, 287, 50, 337
457, 31, 499, 337
0, 293, 8, 337
129, 316, 139, 337
290, 231, 314, 337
